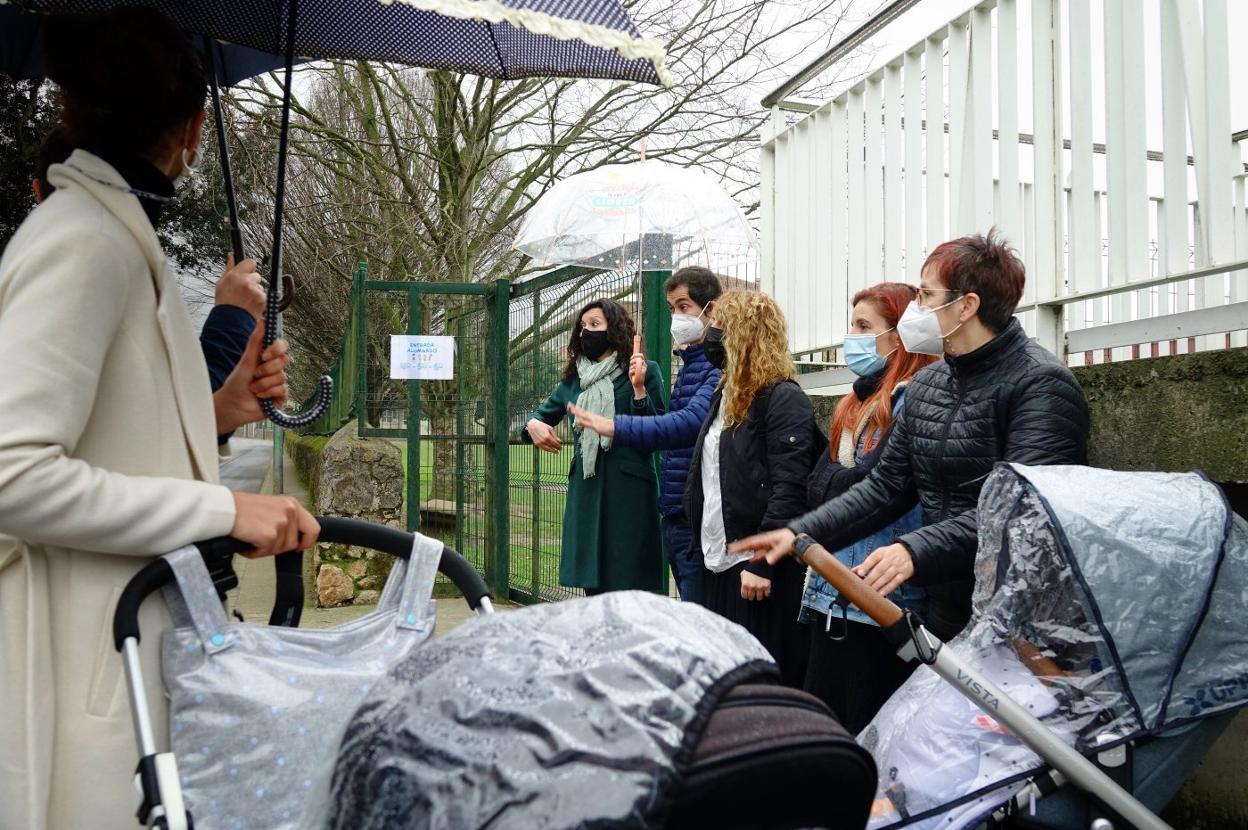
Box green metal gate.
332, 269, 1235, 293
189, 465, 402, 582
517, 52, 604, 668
298, 262, 671, 604
351, 278, 510, 595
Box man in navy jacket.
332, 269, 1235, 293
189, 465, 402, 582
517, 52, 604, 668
568, 267, 722, 602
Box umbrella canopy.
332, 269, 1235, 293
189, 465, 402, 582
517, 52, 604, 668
513, 160, 757, 273
0, 6, 295, 85
1, 0, 671, 426
2, 0, 670, 86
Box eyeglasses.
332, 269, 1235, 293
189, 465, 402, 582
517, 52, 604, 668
913, 285, 962, 308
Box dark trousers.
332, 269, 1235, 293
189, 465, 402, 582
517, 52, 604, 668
660, 515, 702, 604
803, 617, 917, 734
702, 559, 810, 688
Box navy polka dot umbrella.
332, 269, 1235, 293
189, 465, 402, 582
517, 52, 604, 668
2, 0, 670, 427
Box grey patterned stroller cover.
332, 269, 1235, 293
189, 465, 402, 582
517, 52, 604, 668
321, 590, 778, 829
862, 464, 1248, 828
159, 534, 443, 830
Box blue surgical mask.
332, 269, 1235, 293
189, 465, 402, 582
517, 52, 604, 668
843, 331, 895, 377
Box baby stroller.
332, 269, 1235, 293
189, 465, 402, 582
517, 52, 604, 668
796, 463, 1247, 830
115, 517, 876, 830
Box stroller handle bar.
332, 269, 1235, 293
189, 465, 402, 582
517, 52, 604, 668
112, 517, 491, 651
793, 534, 903, 629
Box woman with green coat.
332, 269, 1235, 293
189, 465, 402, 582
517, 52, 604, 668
524, 298, 667, 594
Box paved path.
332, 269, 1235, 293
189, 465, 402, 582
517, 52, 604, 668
224, 438, 505, 634
217, 438, 273, 492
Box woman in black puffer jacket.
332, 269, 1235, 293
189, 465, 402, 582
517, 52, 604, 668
731, 231, 1090, 642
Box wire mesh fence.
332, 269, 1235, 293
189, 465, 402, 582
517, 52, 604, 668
505, 265, 657, 602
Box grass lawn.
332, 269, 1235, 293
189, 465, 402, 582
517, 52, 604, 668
395, 439, 574, 599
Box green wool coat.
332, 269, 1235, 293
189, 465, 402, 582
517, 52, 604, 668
524, 360, 667, 592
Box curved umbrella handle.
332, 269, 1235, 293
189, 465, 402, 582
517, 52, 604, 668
260, 287, 332, 429
275, 273, 295, 312
261, 380, 332, 428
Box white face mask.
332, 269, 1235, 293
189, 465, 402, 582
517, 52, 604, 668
896, 297, 963, 356
670, 308, 707, 345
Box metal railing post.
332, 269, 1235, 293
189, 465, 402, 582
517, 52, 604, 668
1031, 0, 1066, 357
486, 278, 512, 598
406, 289, 422, 534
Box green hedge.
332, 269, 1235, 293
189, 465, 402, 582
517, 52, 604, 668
284, 430, 331, 507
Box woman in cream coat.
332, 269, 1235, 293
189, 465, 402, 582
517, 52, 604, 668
0, 10, 319, 828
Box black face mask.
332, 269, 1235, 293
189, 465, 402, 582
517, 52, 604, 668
703, 327, 726, 370
581, 329, 611, 361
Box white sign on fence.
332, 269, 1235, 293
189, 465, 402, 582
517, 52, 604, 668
390, 335, 455, 380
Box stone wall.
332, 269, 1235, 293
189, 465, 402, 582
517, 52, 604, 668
1072, 347, 1248, 829
290, 422, 405, 608
1072, 346, 1248, 482
808, 347, 1248, 483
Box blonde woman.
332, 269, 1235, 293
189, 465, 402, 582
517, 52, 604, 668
682, 291, 822, 686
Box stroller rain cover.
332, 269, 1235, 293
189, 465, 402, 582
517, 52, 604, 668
862, 463, 1248, 829
321, 590, 778, 830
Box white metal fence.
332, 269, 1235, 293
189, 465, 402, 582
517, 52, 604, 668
761, 0, 1248, 387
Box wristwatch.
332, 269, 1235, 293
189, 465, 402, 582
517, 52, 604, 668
793, 532, 818, 564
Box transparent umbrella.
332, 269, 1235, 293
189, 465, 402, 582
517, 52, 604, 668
514, 161, 757, 274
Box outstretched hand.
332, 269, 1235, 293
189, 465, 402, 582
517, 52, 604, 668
629, 334, 647, 398
727, 528, 797, 566
566, 402, 615, 438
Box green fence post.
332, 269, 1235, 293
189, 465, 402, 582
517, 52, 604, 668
642, 269, 672, 595
406, 289, 422, 534
354, 263, 368, 436
643, 269, 673, 397
529, 288, 542, 600
486, 278, 511, 598
273, 425, 284, 493
453, 312, 466, 558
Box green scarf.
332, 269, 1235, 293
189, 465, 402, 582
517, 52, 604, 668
575, 354, 621, 479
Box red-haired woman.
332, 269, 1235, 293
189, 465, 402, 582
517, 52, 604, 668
799, 283, 936, 732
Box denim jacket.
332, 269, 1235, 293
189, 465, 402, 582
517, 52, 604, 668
799, 390, 928, 627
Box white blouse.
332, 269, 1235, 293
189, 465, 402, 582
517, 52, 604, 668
699, 407, 750, 573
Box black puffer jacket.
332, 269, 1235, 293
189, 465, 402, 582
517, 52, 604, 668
685, 380, 825, 580
789, 320, 1090, 639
